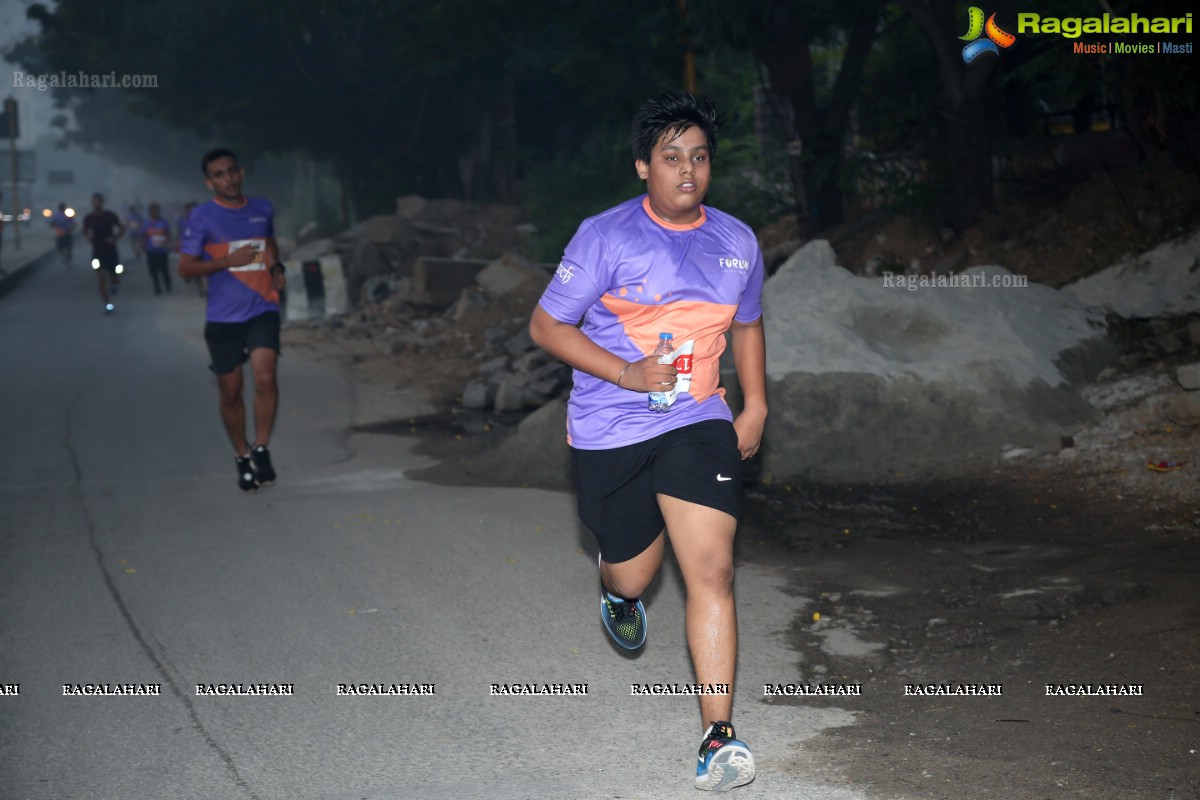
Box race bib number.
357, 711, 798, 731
227, 238, 267, 272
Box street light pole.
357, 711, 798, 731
5, 97, 18, 251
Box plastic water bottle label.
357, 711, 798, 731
649, 339, 694, 410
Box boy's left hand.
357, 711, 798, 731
733, 407, 766, 460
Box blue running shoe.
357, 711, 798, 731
695, 721, 755, 791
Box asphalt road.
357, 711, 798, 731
0, 253, 866, 799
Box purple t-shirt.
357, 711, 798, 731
538, 195, 764, 450
180, 197, 277, 323
142, 217, 171, 254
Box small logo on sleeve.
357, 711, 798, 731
555, 263, 575, 284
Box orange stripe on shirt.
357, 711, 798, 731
600, 295, 736, 403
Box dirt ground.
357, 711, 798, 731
283, 159, 1200, 798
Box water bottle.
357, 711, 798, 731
648, 332, 674, 413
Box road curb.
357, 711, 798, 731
0, 247, 56, 300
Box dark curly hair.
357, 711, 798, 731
630, 89, 724, 164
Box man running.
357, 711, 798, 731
178, 148, 285, 492
82, 193, 125, 314
125, 203, 144, 262
530, 90, 767, 792
49, 202, 75, 268
142, 203, 172, 294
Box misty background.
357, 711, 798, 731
2, 0, 1197, 260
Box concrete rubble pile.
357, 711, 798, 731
294, 194, 529, 307
312, 196, 1200, 484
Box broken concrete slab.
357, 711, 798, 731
1177, 362, 1200, 390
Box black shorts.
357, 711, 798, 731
92, 249, 120, 271
204, 311, 281, 375
571, 419, 742, 563
56, 235, 72, 252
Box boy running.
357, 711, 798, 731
530, 89, 767, 792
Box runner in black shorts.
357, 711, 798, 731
530, 90, 767, 791
179, 148, 286, 492
204, 312, 282, 375
82, 193, 125, 314
572, 420, 743, 564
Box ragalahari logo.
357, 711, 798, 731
960, 7, 1016, 63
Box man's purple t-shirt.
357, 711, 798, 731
180, 197, 277, 323
538, 195, 764, 450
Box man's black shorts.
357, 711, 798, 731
204, 311, 281, 375
571, 419, 742, 563
92, 248, 120, 271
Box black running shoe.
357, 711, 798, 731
236, 455, 260, 492
250, 445, 276, 486
600, 591, 646, 650
695, 721, 755, 791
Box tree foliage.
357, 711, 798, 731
14, 0, 1198, 240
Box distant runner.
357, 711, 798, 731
49, 203, 75, 268
82, 193, 125, 314
125, 203, 144, 262
142, 203, 172, 294
178, 148, 285, 492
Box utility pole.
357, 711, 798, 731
5, 97, 19, 251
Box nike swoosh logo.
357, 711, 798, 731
716, 475, 732, 482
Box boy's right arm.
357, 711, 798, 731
529, 305, 675, 393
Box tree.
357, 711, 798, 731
892, 0, 1014, 233
695, 0, 889, 234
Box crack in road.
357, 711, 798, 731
65, 393, 262, 800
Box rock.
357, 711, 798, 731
448, 287, 489, 321
526, 377, 562, 397
478, 356, 510, 376
476, 252, 545, 297
756, 240, 1102, 481
527, 361, 567, 384
521, 388, 553, 408
484, 369, 514, 390
1162, 392, 1200, 425
461, 398, 570, 489
512, 349, 552, 374
357, 214, 407, 244
1177, 362, 1200, 390
1138, 391, 1200, 426
290, 238, 334, 262
395, 195, 428, 219
1156, 333, 1184, 354
505, 328, 535, 357
1188, 320, 1200, 345
494, 381, 526, 412
932, 251, 966, 276
484, 326, 509, 353
763, 240, 802, 273
461, 381, 495, 410
1064, 228, 1200, 317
